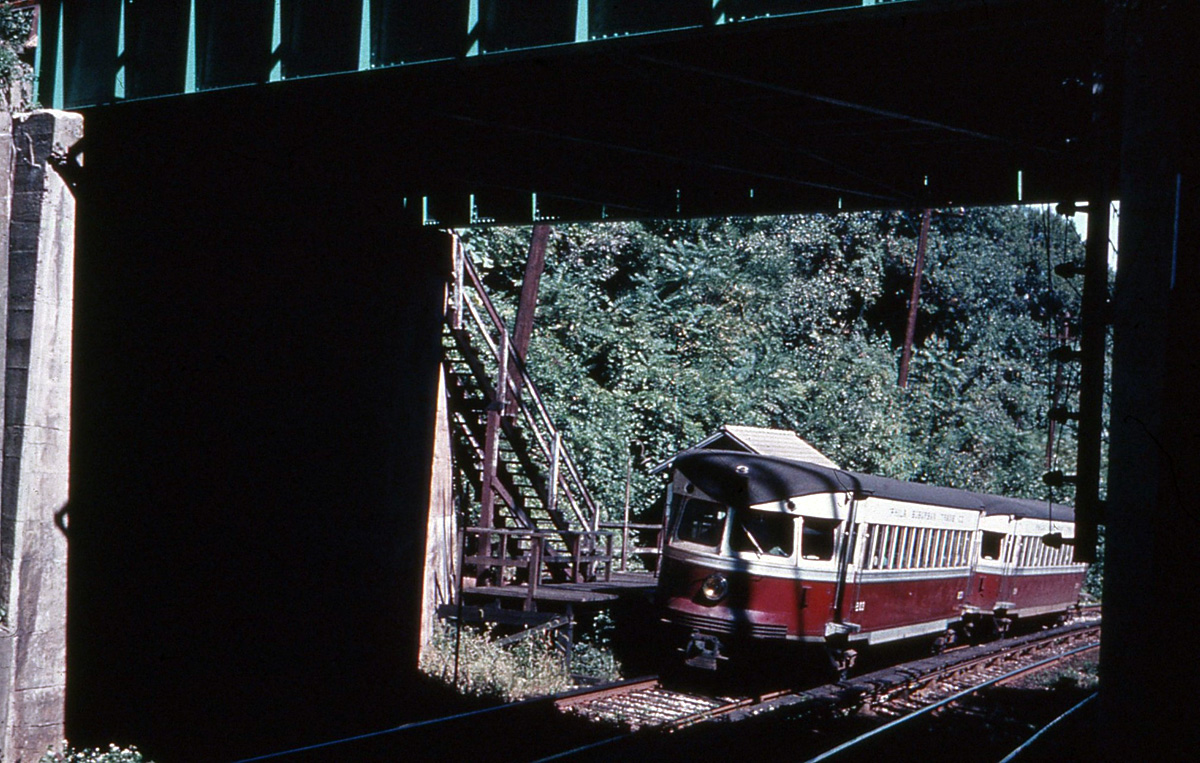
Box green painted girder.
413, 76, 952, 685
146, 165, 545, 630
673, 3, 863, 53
37, 0, 910, 110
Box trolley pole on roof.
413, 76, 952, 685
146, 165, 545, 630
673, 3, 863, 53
898, 209, 932, 389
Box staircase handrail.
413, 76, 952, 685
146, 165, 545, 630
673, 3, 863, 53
452, 237, 601, 533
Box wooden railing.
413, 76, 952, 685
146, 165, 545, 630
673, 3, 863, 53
448, 235, 600, 536
462, 527, 614, 610
599, 520, 664, 573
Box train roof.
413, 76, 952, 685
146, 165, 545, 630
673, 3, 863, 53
673, 450, 1075, 522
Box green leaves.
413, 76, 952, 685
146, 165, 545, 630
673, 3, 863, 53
462, 206, 1087, 523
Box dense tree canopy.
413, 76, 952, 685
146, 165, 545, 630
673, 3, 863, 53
460, 207, 1087, 530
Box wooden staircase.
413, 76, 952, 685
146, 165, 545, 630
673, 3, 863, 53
443, 235, 611, 594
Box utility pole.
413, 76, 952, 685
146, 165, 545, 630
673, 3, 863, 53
898, 209, 932, 388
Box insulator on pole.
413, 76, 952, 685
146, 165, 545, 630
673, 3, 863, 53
1048, 406, 1080, 423
1054, 261, 1087, 278
1049, 346, 1082, 363
1055, 201, 1090, 216
1041, 532, 1075, 548
1043, 470, 1078, 488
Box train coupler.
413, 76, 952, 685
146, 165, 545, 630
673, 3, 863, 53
683, 632, 726, 670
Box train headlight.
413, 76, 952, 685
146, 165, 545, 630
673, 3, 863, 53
700, 573, 728, 602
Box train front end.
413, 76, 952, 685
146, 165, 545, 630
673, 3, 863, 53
656, 451, 851, 671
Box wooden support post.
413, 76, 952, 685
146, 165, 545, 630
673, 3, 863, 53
512, 225, 549, 363
509, 224, 549, 407
621, 453, 632, 572
451, 236, 464, 331
525, 539, 541, 612
548, 431, 560, 517
605, 534, 613, 582
571, 534, 583, 583
479, 333, 510, 571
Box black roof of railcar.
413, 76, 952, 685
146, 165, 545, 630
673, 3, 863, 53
673, 450, 1075, 522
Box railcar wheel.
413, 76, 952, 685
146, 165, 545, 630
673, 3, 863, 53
990, 616, 1012, 639
931, 628, 958, 655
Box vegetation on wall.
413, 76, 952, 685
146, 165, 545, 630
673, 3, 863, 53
461, 207, 1099, 590
0, 2, 34, 110
39, 745, 152, 763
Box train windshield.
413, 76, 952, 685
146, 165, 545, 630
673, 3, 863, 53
731, 509, 794, 558
676, 498, 728, 548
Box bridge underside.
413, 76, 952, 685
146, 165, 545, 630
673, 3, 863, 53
58, 0, 1199, 760
84, 0, 1103, 224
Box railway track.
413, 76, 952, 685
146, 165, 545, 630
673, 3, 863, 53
236, 613, 1100, 761
544, 616, 1100, 759
554, 677, 758, 731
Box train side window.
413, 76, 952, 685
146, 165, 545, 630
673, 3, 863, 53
980, 531, 1003, 561
731, 510, 794, 557
676, 499, 728, 548
801, 517, 840, 561
864, 527, 883, 568
882, 525, 895, 568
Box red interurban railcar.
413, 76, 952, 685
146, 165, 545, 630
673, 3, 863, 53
657, 450, 1087, 673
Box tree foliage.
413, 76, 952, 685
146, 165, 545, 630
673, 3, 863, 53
460, 207, 1087, 532
0, 2, 34, 109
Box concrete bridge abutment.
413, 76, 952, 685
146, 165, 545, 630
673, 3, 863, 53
0, 109, 82, 763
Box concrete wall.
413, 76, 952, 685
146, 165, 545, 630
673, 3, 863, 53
68, 89, 450, 760
0, 110, 82, 763
420, 366, 457, 653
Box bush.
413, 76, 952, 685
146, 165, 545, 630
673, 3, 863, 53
0, 3, 33, 109
420, 622, 574, 701
569, 641, 622, 682
39, 744, 151, 763
569, 610, 622, 682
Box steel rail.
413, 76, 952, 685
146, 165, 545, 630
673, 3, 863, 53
997, 691, 1097, 763
801, 641, 1100, 763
